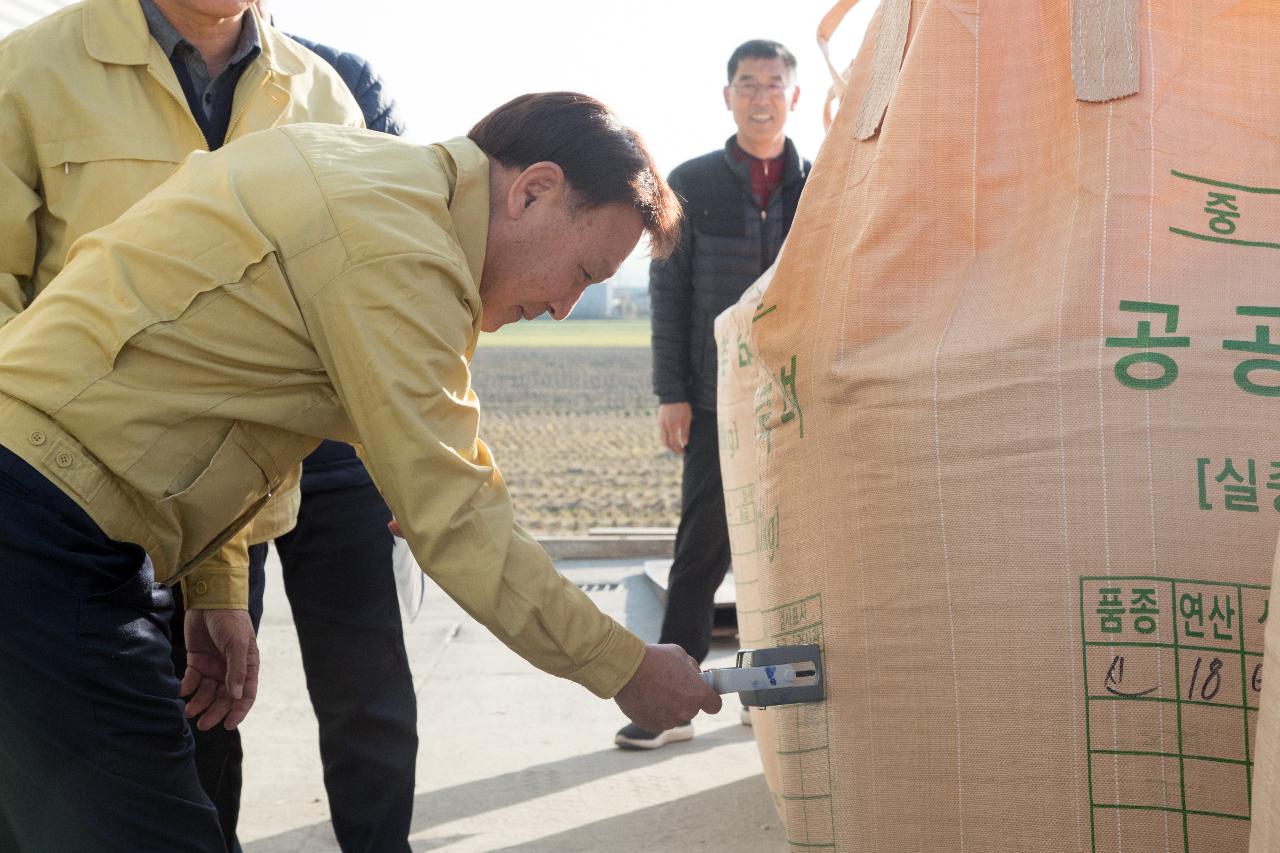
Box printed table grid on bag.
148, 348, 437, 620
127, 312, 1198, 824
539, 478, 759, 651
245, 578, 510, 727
762, 594, 835, 850
1080, 576, 1269, 853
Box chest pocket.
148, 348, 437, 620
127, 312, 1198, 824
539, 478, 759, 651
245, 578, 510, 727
154, 422, 281, 571
35, 136, 185, 271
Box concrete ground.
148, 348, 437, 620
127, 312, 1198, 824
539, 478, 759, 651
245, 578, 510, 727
239, 552, 786, 852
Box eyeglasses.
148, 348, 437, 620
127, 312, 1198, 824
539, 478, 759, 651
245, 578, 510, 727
731, 82, 791, 99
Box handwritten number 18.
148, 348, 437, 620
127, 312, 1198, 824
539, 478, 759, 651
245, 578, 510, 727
1187, 656, 1223, 701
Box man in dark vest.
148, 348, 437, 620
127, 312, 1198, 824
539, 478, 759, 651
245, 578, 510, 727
618, 39, 810, 750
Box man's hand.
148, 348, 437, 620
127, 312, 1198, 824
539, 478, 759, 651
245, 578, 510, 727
614, 643, 722, 731
180, 608, 259, 731
657, 402, 692, 455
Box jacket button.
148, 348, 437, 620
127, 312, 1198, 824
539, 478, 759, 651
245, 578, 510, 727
54, 451, 73, 468
28, 430, 46, 446
194, 580, 209, 595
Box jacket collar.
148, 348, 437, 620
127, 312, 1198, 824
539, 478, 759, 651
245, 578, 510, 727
84, 0, 302, 76
720, 135, 808, 188
431, 137, 490, 291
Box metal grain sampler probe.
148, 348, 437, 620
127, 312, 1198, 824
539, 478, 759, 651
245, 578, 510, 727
700, 644, 824, 708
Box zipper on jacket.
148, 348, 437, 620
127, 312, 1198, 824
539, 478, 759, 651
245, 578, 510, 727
147, 65, 211, 153
148, 60, 272, 151
225, 71, 270, 142
759, 208, 769, 272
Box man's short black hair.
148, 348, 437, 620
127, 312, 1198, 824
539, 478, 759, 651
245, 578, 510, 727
727, 39, 797, 83
468, 92, 681, 259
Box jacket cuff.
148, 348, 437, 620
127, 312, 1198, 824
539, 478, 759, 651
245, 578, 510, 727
182, 564, 249, 610
657, 393, 689, 406
565, 621, 647, 699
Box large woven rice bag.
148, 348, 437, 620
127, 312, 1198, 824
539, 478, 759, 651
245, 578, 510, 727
714, 269, 783, 801
719, 1, 1280, 850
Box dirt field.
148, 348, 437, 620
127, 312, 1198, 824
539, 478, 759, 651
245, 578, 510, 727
470, 323, 681, 535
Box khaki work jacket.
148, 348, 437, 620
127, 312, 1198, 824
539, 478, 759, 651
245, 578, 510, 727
0, 126, 646, 699
0, 0, 364, 602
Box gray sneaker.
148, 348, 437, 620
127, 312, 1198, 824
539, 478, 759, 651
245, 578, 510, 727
614, 721, 694, 750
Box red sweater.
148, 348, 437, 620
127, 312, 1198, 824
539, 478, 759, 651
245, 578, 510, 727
730, 139, 785, 209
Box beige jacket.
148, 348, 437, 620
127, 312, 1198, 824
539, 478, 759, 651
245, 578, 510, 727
0, 0, 364, 596
0, 126, 647, 699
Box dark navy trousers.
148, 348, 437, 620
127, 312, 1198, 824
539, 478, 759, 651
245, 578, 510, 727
274, 481, 416, 853
168, 544, 267, 853
176, 479, 416, 853
0, 444, 226, 852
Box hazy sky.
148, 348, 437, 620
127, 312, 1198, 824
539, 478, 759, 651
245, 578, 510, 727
268, 0, 875, 180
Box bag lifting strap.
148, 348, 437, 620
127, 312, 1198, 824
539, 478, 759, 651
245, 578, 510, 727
818, 0, 911, 139
1072, 0, 1140, 102
820, 0, 1142, 138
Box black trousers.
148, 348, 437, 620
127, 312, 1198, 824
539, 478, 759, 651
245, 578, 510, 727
173, 480, 416, 853
274, 481, 417, 853
0, 444, 225, 852
658, 409, 732, 663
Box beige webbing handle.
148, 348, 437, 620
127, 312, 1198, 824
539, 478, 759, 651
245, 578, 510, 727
1072, 0, 1140, 102
817, 0, 859, 131
818, 0, 911, 139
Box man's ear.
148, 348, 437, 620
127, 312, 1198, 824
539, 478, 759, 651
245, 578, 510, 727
788, 85, 801, 111
506, 161, 566, 218
723, 85, 732, 111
